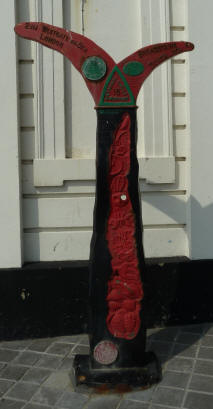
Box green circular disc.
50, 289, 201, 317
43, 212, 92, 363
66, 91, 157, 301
123, 61, 144, 76
82, 56, 106, 81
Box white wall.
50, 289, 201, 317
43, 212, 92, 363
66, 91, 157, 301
189, 0, 213, 259
0, 1, 22, 268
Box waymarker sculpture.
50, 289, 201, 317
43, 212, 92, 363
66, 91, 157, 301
15, 22, 194, 389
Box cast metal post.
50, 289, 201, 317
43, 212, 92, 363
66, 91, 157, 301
15, 22, 194, 389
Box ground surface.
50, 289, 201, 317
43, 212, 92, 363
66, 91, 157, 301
0, 324, 212, 409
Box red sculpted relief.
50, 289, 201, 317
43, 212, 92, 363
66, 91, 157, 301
106, 113, 144, 340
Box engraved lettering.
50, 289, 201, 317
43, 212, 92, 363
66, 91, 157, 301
42, 24, 70, 42
104, 76, 130, 103
138, 42, 177, 59
70, 39, 88, 53
40, 33, 64, 49
25, 23, 38, 31
148, 54, 168, 67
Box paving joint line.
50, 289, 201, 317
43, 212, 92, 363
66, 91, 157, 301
115, 396, 124, 409
1, 327, 212, 409
148, 326, 196, 409
160, 326, 183, 370
0, 338, 81, 407
187, 389, 213, 396
147, 328, 182, 409
148, 404, 181, 409
0, 396, 32, 404
12, 337, 81, 408
180, 323, 207, 408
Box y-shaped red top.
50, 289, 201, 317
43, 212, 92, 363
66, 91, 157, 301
15, 22, 194, 106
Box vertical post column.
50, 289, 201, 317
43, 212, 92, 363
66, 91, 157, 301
0, 0, 22, 268
72, 108, 161, 388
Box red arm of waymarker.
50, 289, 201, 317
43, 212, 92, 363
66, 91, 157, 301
14, 22, 115, 104
117, 41, 194, 100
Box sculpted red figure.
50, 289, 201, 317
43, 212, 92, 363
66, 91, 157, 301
15, 22, 194, 388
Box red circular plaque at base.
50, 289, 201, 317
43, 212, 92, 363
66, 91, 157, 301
93, 341, 118, 365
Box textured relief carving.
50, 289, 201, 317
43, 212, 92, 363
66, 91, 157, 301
106, 113, 144, 340
99, 66, 135, 106
104, 71, 130, 102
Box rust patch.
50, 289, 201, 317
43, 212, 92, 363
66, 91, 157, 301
93, 383, 133, 395
78, 375, 86, 382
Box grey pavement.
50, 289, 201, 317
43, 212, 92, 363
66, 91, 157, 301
0, 323, 212, 409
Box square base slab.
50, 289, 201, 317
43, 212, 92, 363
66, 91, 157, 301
71, 351, 162, 392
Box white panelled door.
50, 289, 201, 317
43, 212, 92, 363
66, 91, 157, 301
32, 0, 175, 187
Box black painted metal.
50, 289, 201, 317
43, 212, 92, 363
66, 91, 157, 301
1, 258, 213, 342
71, 352, 161, 390
72, 108, 161, 387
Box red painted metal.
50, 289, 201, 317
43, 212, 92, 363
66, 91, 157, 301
106, 113, 144, 340
14, 22, 194, 105
14, 22, 115, 105
117, 41, 194, 101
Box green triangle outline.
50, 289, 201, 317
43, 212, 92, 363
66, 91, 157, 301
99, 66, 135, 106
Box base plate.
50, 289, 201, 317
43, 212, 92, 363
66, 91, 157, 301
70, 351, 162, 391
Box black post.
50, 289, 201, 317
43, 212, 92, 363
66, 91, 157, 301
72, 108, 161, 388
